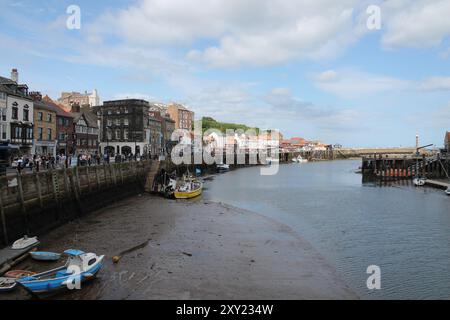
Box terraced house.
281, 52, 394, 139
0, 69, 34, 154
29, 92, 57, 156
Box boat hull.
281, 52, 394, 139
30, 252, 61, 261
17, 259, 103, 297
174, 188, 202, 199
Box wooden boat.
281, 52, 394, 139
174, 179, 203, 199
0, 278, 17, 292
4, 270, 36, 278
12, 235, 38, 250
17, 249, 104, 296
30, 251, 61, 261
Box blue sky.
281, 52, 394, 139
1, 0, 450, 147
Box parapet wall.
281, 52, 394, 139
0, 161, 153, 247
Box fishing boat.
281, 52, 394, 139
17, 249, 104, 296
12, 235, 38, 250
0, 278, 17, 292
174, 178, 203, 199
30, 251, 61, 261
5, 270, 36, 279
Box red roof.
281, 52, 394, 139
42, 95, 74, 118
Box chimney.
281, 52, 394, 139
11, 68, 18, 83
71, 102, 81, 113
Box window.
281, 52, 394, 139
23, 109, 29, 122
1, 108, 6, 121
59, 133, 66, 140
38, 128, 43, 140
0, 92, 6, 100
116, 118, 120, 126
27, 128, 33, 139
38, 112, 43, 121
124, 118, 129, 126
58, 118, 63, 125
47, 114, 52, 122
124, 129, 129, 140
47, 128, 52, 140
12, 107, 18, 120
115, 129, 121, 140
107, 119, 112, 126
107, 129, 112, 140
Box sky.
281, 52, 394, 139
0, 0, 449, 148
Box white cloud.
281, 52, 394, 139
86, 0, 366, 68
419, 77, 450, 91
312, 69, 450, 97
381, 0, 450, 48
312, 69, 412, 98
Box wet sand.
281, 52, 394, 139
2, 194, 356, 300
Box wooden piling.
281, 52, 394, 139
34, 171, 43, 208
0, 186, 8, 245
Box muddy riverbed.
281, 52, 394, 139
1, 194, 355, 300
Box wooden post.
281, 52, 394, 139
119, 163, 124, 184
111, 164, 117, 185
63, 167, 71, 199
95, 165, 100, 189
0, 186, 8, 245
86, 166, 92, 192
74, 166, 81, 195
51, 170, 59, 206
16, 172, 29, 234
34, 171, 44, 208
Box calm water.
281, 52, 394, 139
203, 160, 450, 299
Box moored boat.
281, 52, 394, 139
17, 249, 104, 297
5, 270, 36, 279
217, 163, 230, 172
12, 235, 38, 250
413, 177, 426, 186
0, 278, 17, 292
445, 187, 450, 196
174, 179, 203, 199
30, 251, 61, 261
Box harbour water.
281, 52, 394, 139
203, 160, 450, 299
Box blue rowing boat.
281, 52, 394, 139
17, 249, 104, 297
30, 251, 61, 261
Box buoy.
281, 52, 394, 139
112, 256, 121, 263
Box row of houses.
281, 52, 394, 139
0, 69, 194, 162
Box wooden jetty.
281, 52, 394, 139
362, 153, 450, 181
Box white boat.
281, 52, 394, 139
413, 177, 426, 187
445, 187, 450, 196
12, 235, 38, 250
217, 164, 230, 172
292, 156, 308, 163
0, 278, 17, 292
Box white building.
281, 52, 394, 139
0, 69, 34, 154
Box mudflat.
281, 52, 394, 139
2, 194, 356, 300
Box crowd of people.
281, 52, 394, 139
12, 152, 152, 173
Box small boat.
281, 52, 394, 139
12, 235, 38, 250
17, 249, 104, 297
5, 270, 36, 279
413, 177, 426, 186
0, 278, 17, 292
174, 179, 203, 199
217, 164, 230, 172
30, 251, 61, 261
445, 187, 450, 196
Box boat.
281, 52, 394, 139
413, 177, 426, 186
217, 163, 230, 172
445, 187, 450, 196
0, 278, 17, 292
174, 178, 203, 199
5, 270, 36, 278
17, 249, 104, 296
12, 235, 38, 250
297, 156, 308, 163
30, 251, 61, 261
